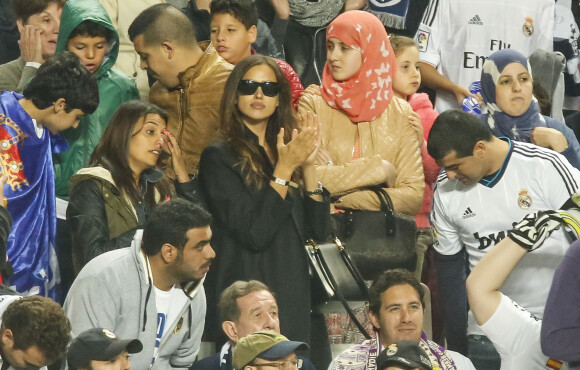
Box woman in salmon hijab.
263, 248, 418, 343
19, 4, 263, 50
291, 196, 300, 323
299, 10, 424, 214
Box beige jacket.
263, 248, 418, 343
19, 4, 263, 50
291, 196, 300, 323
299, 94, 424, 215
98, 0, 166, 100
150, 41, 233, 175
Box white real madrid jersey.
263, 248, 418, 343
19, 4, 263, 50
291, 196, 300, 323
415, 0, 554, 112
432, 140, 580, 328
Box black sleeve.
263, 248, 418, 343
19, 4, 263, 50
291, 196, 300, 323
0, 207, 12, 278
199, 145, 296, 252
436, 248, 469, 355
174, 176, 205, 207
303, 188, 332, 242
67, 180, 137, 273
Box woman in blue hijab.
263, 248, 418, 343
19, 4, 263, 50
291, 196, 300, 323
480, 48, 580, 169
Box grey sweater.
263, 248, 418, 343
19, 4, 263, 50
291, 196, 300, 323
64, 230, 207, 369
0, 57, 39, 93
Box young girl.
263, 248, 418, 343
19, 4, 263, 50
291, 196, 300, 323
390, 35, 440, 280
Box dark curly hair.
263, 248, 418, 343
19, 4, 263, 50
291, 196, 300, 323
23, 51, 99, 115
1, 296, 71, 364
142, 198, 212, 256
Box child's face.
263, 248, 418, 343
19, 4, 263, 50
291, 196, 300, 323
210, 13, 257, 65
393, 46, 421, 100
67, 34, 107, 75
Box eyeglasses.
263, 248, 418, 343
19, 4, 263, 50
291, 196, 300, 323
238, 80, 281, 97
251, 359, 303, 370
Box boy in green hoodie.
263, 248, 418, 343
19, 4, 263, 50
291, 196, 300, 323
53, 0, 140, 198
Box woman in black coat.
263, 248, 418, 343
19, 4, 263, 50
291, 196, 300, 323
199, 55, 331, 347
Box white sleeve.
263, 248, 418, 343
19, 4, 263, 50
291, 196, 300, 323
415, 0, 443, 67
431, 184, 463, 255
536, 0, 555, 52
479, 294, 541, 356
537, 149, 580, 208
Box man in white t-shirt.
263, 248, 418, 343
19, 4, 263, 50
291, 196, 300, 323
415, 0, 554, 112
427, 110, 580, 368
467, 209, 579, 370
65, 199, 216, 369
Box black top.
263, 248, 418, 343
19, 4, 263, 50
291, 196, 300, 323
199, 134, 331, 344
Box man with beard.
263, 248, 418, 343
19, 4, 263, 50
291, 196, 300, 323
64, 199, 216, 369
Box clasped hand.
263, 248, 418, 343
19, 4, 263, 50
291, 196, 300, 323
276, 111, 320, 171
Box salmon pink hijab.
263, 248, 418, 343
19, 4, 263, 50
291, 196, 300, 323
321, 11, 397, 123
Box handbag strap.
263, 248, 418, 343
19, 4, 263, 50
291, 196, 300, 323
312, 240, 371, 339
365, 186, 395, 211
335, 238, 369, 295
365, 186, 396, 235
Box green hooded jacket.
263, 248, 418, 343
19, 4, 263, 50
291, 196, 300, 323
53, 0, 140, 198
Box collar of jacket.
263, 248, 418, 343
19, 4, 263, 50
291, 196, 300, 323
176, 41, 219, 90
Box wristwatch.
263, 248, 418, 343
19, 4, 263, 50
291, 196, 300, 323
270, 175, 299, 188
305, 181, 323, 196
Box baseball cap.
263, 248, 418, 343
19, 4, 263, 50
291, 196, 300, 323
377, 341, 432, 370
67, 328, 143, 369
233, 330, 309, 370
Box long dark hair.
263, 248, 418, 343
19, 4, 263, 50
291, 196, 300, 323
219, 55, 298, 189
89, 100, 171, 207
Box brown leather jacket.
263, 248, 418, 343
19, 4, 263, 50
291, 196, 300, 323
299, 94, 424, 215
149, 41, 233, 175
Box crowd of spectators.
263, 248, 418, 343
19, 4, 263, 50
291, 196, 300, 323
1, 0, 580, 369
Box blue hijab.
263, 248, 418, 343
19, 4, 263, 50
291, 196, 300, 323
480, 49, 545, 142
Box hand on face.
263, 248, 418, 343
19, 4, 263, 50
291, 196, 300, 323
19, 25, 44, 64
17, 3, 61, 63
163, 129, 189, 183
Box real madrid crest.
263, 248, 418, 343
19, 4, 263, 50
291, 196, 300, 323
518, 189, 532, 209
523, 16, 534, 37
386, 343, 398, 356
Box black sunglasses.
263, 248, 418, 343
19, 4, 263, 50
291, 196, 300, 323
238, 80, 281, 97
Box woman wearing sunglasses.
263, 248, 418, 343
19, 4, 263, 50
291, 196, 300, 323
198, 55, 331, 350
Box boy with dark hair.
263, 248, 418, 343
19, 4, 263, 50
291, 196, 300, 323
210, 0, 304, 108
1, 51, 98, 300
53, 0, 140, 198
0, 0, 66, 92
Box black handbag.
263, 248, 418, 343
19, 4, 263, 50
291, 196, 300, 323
332, 187, 418, 281
305, 238, 371, 339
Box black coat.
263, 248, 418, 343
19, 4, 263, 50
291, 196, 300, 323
199, 139, 331, 344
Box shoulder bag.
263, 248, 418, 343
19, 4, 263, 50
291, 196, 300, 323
332, 186, 418, 281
